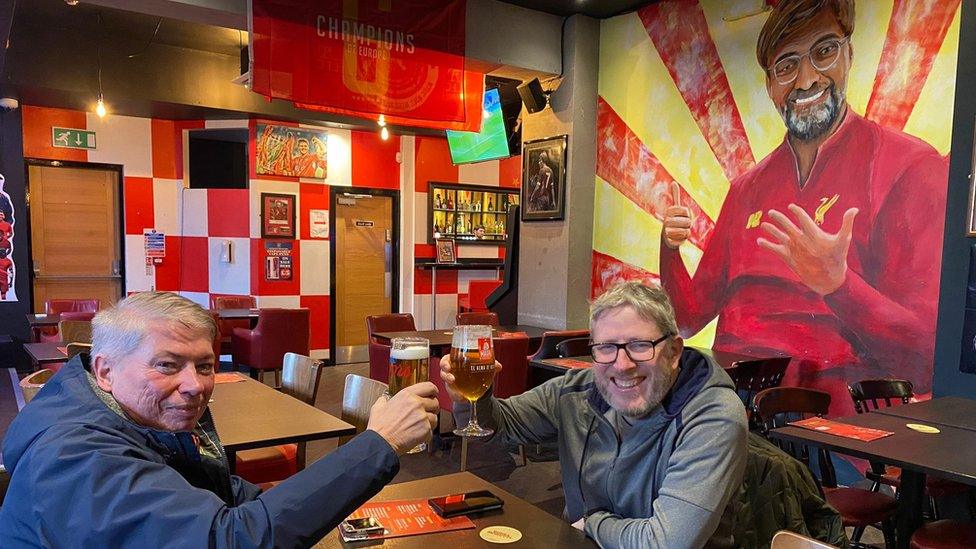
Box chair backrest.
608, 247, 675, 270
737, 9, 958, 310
771, 530, 839, 549
365, 313, 416, 344
456, 311, 499, 326
493, 333, 531, 399
467, 280, 503, 311
65, 343, 92, 359
59, 320, 92, 345
340, 374, 388, 446
281, 352, 323, 405
754, 387, 836, 487
528, 329, 590, 361
848, 378, 914, 414
555, 337, 590, 358
211, 294, 256, 310
59, 311, 96, 322
45, 299, 100, 314
250, 308, 311, 370
728, 357, 791, 417
19, 369, 56, 404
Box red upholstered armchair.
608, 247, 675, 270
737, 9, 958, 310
365, 313, 416, 382
210, 295, 256, 355
38, 299, 100, 342
457, 280, 502, 313
232, 308, 310, 385
493, 333, 530, 399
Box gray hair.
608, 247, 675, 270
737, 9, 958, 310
92, 292, 216, 360
590, 281, 679, 339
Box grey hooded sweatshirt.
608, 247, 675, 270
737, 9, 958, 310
461, 347, 748, 548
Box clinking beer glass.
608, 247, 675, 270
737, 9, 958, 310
450, 325, 496, 437
389, 337, 431, 453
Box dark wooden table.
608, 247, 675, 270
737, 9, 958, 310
769, 412, 976, 549
374, 325, 549, 348
23, 342, 67, 368
875, 396, 976, 432
313, 471, 595, 548
530, 347, 764, 374
209, 375, 355, 472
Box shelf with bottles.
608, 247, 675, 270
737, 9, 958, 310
428, 181, 518, 245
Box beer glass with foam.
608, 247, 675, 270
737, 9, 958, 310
450, 325, 496, 437
389, 336, 431, 453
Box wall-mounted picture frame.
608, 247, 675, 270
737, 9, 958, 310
255, 123, 328, 179
521, 135, 568, 221
261, 192, 296, 239
968, 120, 976, 236
435, 238, 457, 264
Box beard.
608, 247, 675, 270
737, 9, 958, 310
595, 358, 679, 419
780, 83, 845, 141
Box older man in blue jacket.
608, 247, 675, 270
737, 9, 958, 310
0, 292, 439, 547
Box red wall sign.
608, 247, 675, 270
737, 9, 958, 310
251, 0, 477, 129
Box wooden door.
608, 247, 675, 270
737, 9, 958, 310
28, 164, 122, 311
334, 193, 394, 364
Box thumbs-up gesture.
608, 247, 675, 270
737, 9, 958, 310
757, 204, 859, 296
663, 182, 693, 249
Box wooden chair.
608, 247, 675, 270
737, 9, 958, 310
771, 530, 840, 549
456, 311, 499, 326
339, 374, 388, 446
754, 387, 897, 549
365, 313, 416, 382
555, 337, 590, 358
235, 353, 325, 484
728, 356, 791, 429
849, 379, 970, 519
232, 308, 310, 386
58, 320, 92, 345
19, 369, 56, 404
65, 343, 91, 359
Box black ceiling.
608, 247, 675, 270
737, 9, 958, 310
499, 0, 653, 19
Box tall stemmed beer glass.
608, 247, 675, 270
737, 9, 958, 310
450, 325, 496, 437
389, 336, 431, 453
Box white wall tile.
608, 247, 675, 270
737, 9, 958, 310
458, 160, 500, 186
179, 291, 210, 308
124, 234, 152, 292
255, 295, 301, 309
299, 239, 330, 295
248, 180, 301, 238
413, 293, 458, 330
86, 114, 153, 177
323, 128, 352, 187
152, 179, 183, 235
208, 237, 251, 296
457, 245, 500, 259
181, 189, 208, 237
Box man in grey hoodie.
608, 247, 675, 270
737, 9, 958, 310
440, 281, 748, 548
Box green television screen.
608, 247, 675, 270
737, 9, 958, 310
446, 88, 512, 164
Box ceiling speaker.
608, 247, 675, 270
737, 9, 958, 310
517, 78, 548, 114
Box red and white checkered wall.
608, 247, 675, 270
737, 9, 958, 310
22, 106, 520, 354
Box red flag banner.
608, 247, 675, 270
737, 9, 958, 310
251, 0, 476, 129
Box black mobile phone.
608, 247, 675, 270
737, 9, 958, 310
428, 490, 504, 518
339, 517, 385, 541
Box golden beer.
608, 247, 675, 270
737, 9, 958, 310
450, 346, 495, 401
389, 346, 429, 395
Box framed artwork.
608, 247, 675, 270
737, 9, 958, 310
521, 135, 567, 221
255, 123, 328, 179
261, 193, 296, 239
435, 238, 457, 264
969, 120, 976, 236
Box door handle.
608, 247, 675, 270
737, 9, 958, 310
111, 260, 121, 276
385, 228, 391, 242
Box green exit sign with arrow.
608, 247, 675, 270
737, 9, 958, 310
51, 127, 97, 150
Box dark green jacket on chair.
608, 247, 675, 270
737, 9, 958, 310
732, 433, 849, 549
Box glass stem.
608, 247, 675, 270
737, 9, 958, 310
468, 399, 481, 429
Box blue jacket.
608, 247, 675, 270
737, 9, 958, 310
0, 356, 399, 548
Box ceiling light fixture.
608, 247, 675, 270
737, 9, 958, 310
377, 114, 386, 127
380, 127, 390, 141
65, 0, 80, 5
95, 94, 107, 118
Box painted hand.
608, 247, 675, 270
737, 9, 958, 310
757, 204, 858, 296
663, 182, 693, 249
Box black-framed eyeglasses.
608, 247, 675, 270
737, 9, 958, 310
768, 36, 850, 85
589, 334, 672, 364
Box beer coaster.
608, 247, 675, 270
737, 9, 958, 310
479, 526, 522, 544
906, 423, 940, 434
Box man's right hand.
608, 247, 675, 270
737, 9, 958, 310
367, 382, 439, 456
439, 354, 502, 403
663, 181, 693, 249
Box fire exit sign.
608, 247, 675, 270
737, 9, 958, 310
52, 127, 97, 150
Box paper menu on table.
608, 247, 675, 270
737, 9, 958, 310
346, 498, 475, 539
789, 417, 894, 442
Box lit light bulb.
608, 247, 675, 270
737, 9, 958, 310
377, 114, 386, 127
95, 95, 107, 118
380, 127, 390, 141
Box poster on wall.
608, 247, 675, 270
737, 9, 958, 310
0, 173, 16, 301
521, 136, 567, 221
255, 124, 327, 179
261, 193, 297, 239
594, 0, 960, 411
309, 209, 329, 239
265, 241, 293, 281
